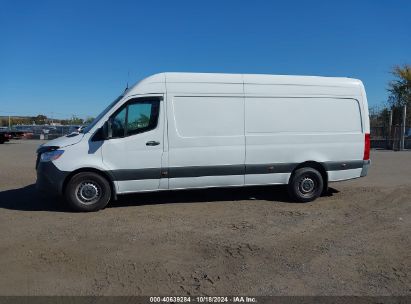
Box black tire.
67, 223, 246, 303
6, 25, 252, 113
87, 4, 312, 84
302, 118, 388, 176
288, 167, 324, 202
64, 172, 111, 212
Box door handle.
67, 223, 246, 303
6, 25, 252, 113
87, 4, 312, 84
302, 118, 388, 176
146, 141, 160, 146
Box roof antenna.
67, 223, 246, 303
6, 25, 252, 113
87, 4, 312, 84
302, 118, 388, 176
125, 70, 130, 92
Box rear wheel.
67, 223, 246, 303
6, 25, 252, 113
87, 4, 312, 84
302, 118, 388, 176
65, 172, 111, 212
288, 167, 324, 202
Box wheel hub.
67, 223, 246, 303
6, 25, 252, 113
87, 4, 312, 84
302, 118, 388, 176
77, 182, 100, 204
300, 177, 315, 194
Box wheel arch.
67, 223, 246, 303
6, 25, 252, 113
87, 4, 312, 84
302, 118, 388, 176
62, 167, 117, 200
289, 161, 328, 190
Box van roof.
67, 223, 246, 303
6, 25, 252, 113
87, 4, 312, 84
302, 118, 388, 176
138, 72, 362, 87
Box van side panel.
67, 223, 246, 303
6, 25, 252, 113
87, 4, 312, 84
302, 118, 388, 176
244, 94, 365, 184
167, 92, 246, 189
246, 97, 362, 134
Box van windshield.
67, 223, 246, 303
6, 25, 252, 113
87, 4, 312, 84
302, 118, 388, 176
82, 95, 124, 134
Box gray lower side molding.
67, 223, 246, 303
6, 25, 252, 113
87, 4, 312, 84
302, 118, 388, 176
109, 160, 365, 181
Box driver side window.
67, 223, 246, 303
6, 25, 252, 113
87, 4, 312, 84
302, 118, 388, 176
110, 98, 160, 138
111, 107, 126, 138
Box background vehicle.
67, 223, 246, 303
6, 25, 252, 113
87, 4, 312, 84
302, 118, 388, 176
0, 128, 15, 143
0, 132, 10, 144
36, 73, 370, 211
0, 128, 25, 143
8, 130, 25, 139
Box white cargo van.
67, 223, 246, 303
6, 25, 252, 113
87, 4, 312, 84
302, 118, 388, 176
36, 73, 370, 211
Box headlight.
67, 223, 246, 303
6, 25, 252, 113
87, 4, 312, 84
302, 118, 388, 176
40, 150, 64, 162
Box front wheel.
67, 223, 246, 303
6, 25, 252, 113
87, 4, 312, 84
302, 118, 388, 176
64, 172, 111, 212
288, 167, 324, 202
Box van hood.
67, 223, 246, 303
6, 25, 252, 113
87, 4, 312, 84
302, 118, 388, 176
42, 133, 84, 148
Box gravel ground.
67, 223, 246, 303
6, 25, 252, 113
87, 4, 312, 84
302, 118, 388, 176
0, 140, 410, 295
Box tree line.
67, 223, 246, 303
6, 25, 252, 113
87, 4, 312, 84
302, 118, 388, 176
371, 64, 411, 127
0, 115, 95, 127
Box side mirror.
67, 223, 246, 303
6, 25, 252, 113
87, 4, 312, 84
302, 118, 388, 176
91, 121, 110, 142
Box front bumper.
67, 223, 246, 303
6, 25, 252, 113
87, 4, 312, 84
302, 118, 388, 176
36, 161, 69, 196
360, 160, 371, 177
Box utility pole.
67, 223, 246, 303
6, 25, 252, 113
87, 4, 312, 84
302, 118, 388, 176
8, 115, 11, 129
400, 105, 407, 151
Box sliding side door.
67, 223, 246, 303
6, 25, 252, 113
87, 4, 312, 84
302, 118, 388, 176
167, 95, 245, 189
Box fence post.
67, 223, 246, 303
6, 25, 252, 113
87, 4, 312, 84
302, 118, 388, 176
400, 105, 407, 151
388, 110, 393, 150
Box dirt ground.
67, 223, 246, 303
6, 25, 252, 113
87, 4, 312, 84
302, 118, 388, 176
0, 140, 410, 296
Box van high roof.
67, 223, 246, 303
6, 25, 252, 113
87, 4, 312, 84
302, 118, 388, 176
135, 72, 362, 87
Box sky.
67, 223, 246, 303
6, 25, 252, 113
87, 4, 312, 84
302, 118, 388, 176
0, 0, 410, 119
